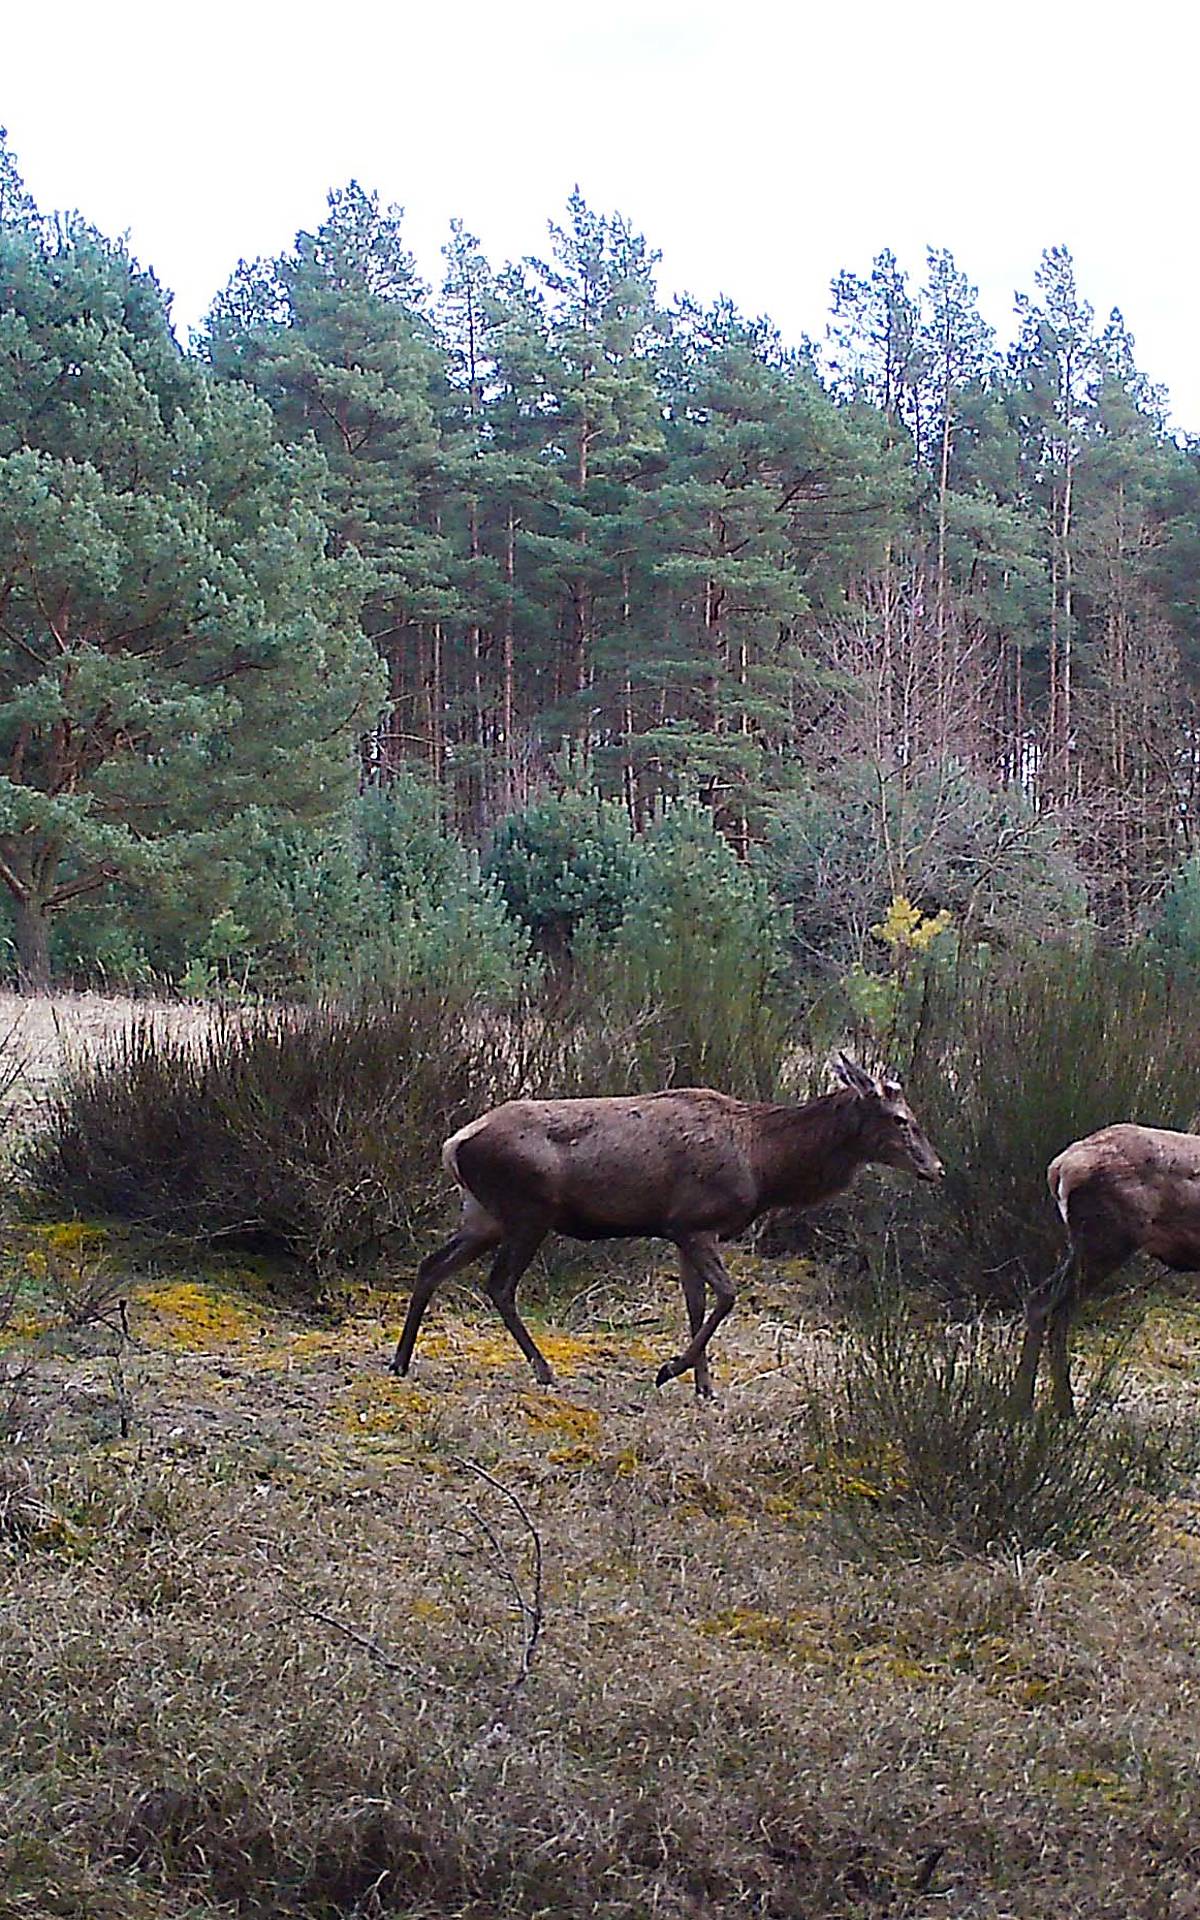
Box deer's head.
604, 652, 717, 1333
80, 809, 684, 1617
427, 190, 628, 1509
833, 1053, 943, 1183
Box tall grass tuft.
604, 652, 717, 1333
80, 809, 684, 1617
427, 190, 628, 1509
805, 1273, 1175, 1558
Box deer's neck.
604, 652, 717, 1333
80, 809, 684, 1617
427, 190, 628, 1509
753, 1091, 868, 1210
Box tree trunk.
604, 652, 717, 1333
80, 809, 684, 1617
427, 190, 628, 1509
13, 895, 52, 993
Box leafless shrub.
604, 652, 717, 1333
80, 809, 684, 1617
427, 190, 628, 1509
453, 1458, 545, 1691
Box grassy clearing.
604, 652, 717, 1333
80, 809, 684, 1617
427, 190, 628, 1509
2, 1238, 1200, 1918
4, 994, 1200, 1916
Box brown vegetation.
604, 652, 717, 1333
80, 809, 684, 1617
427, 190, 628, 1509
3, 998, 1200, 1917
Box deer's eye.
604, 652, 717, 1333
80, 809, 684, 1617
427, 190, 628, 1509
895, 1115, 910, 1129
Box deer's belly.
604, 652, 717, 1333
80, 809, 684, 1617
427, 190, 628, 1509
1155, 1239, 1200, 1273
555, 1211, 662, 1242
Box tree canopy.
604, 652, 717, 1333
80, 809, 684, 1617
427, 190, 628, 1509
4, 124, 1200, 987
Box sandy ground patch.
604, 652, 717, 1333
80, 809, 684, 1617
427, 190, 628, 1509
0, 991, 223, 1119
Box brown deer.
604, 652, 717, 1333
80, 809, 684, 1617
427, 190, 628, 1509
1012, 1123, 1200, 1417
391, 1055, 943, 1395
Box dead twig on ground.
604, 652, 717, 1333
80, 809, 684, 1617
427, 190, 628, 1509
454, 1457, 545, 1689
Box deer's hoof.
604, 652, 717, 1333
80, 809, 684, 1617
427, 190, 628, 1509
655, 1361, 678, 1388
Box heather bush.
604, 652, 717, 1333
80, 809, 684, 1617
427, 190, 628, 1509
901, 945, 1200, 1303
23, 999, 494, 1278
805, 1273, 1173, 1558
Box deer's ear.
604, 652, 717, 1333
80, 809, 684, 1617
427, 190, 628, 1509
833, 1053, 876, 1097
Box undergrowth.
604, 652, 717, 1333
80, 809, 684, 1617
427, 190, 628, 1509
20, 983, 799, 1289
803, 1273, 1178, 1558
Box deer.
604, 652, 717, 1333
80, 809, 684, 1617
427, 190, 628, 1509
1011, 1122, 1200, 1418
390, 1055, 944, 1396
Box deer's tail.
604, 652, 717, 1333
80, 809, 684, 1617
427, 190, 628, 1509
1047, 1155, 1071, 1227
442, 1115, 489, 1187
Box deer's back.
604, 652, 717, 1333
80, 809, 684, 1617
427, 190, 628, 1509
1051, 1124, 1200, 1275
447, 1088, 761, 1238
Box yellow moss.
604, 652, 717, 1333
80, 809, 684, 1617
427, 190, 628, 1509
3, 1310, 48, 1341
420, 1325, 527, 1368
1137, 1302, 1200, 1376
673, 1473, 747, 1521
519, 1393, 600, 1437
26, 1220, 113, 1256
806, 1443, 908, 1509
138, 1280, 262, 1349
419, 1320, 654, 1377
846, 1644, 945, 1687
340, 1378, 435, 1436
701, 1606, 794, 1651
410, 1596, 447, 1622
1055, 1766, 1144, 1806
270, 1329, 345, 1360
546, 1442, 601, 1467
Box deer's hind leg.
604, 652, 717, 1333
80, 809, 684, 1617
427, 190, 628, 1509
391, 1200, 502, 1376
677, 1247, 714, 1399
656, 1233, 735, 1391
1008, 1254, 1076, 1418
484, 1219, 554, 1385
1046, 1290, 1078, 1418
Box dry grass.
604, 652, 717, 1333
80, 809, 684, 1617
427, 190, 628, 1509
2, 1250, 1200, 1918
3, 997, 1200, 1916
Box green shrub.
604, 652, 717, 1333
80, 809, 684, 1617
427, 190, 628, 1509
1145, 854, 1200, 973
197, 782, 533, 1000
486, 787, 640, 962
804, 1276, 1173, 1558
350, 778, 534, 998
2, 778, 535, 999
578, 799, 796, 1099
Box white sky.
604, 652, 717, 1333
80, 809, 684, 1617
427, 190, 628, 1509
5, 0, 1199, 428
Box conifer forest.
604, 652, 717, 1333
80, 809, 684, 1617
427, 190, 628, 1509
3, 126, 1200, 992
16, 116, 1200, 1920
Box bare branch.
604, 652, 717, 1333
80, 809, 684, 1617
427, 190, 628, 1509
455, 1457, 545, 1689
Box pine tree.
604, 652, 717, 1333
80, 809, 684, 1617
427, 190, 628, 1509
201, 184, 449, 783
1010, 246, 1099, 785
0, 208, 380, 986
